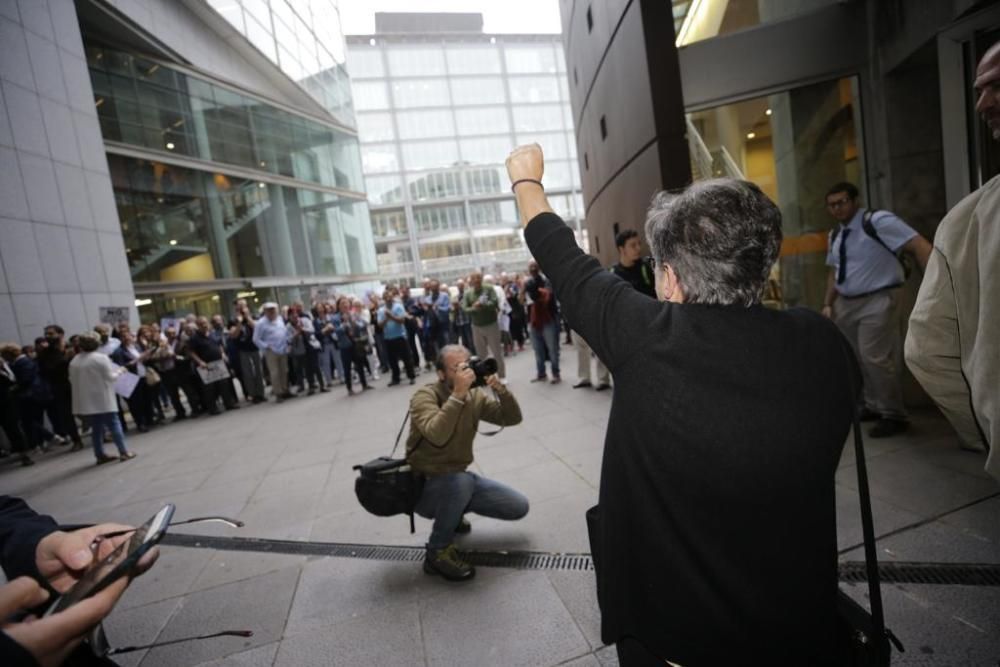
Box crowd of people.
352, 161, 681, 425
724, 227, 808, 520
0, 269, 594, 469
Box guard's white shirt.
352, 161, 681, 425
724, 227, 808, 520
69, 351, 120, 415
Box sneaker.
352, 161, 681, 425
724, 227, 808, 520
95, 455, 117, 465
455, 517, 471, 534
119, 452, 137, 462
550, 376, 562, 385
530, 375, 548, 383
409, 378, 415, 385
423, 544, 475, 582
594, 383, 611, 392
573, 380, 592, 389
869, 418, 909, 438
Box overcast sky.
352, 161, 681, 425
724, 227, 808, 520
339, 0, 563, 35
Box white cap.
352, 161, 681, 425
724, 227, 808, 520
261, 302, 278, 310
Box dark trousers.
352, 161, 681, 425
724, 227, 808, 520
238, 349, 266, 400
176, 363, 204, 414
294, 349, 325, 391
19, 398, 54, 448
423, 325, 448, 364
385, 336, 415, 382
406, 326, 424, 367
199, 376, 237, 413
160, 368, 188, 418
373, 331, 389, 372
51, 390, 82, 444
454, 322, 475, 353
125, 377, 154, 429
0, 400, 29, 453
616, 637, 666, 666
340, 347, 368, 391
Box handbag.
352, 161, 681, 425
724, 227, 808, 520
836, 345, 904, 665
145, 367, 161, 386
353, 408, 429, 534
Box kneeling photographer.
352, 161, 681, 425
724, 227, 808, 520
408, 345, 527, 582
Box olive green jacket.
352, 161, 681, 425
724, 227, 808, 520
406, 381, 522, 475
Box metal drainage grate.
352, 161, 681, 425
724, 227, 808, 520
839, 561, 1000, 587
163, 534, 1000, 584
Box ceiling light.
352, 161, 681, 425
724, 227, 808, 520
169, 239, 178, 246
165, 142, 175, 150
746, 132, 756, 139
765, 108, 772, 116
134, 298, 153, 307
490, 37, 496, 44
258, 182, 267, 188
95, 97, 105, 108
369, 38, 376, 46
259, 160, 267, 167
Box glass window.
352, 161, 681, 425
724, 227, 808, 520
401, 139, 459, 171
391, 79, 450, 108
508, 76, 561, 104
455, 107, 510, 136
419, 238, 472, 260
356, 112, 394, 143
459, 136, 513, 165
476, 233, 524, 253
244, 13, 277, 62
449, 77, 506, 106
347, 47, 385, 78
408, 170, 464, 201
512, 105, 565, 132
504, 45, 557, 74
686, 76, 864, 308
352, 80, 390, 110
396, 109, 455, 140
387, 46, 446, 77
675, 0, 840, 47
364, 174, 404, 205
465, 166, 506, 195
544, 160, 573, 189
361, 143, 399, 173
517, 132, 571, 159
469, 200, 518, 227
413, 204, 466, 234
445, 45, 502, 74
371, 208, 408, 238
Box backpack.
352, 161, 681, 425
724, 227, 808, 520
830, 210, 913, 279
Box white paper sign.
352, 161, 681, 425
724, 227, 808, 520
114, 369, 139, 399
196, 359, 231, 385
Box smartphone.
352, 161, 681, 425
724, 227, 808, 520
46, 504, 174, 615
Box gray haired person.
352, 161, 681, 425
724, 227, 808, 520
507, 143, 859, 666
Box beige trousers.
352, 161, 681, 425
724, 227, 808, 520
263, 349, 289, 398
472, 322, 505, 378
576, 335, 610, 385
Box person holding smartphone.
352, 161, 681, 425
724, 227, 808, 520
0, 495, 158, 666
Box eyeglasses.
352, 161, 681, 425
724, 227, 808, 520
826, 197, 853, 209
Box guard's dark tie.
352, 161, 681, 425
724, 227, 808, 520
836, 227, 851, 284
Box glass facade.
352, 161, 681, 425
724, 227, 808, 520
205, 0, 355, 125
686, 77, 864, 309
88, 45, 363, 194
347, 36, 584, 284
85, 39, 375, 321
674, 0, 842, 46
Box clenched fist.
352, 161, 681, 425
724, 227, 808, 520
506, 144, 545, 186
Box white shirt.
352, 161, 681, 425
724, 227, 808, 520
70, 352, 121, 415
97, 337, 121, 356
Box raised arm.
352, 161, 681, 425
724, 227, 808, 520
506, 144, 660, 369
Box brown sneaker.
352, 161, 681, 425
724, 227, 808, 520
423, 544, 475, 582
119, 452, 137, 462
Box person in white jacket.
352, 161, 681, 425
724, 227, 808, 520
69, 332, 135, 465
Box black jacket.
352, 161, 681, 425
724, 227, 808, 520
525, 212, 857, 666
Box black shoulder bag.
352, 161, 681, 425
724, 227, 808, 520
837, 347, 904, 665
352, 410, 427, 534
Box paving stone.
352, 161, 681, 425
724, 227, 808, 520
101, 597, 182, 667
117, 545, 215, 611
141, 567, 300, 667
192, 642, 280, 667
191, 550, 308, 593
546, 570, 603, 650
275, 600, 422, 667
420, 569, 590, 667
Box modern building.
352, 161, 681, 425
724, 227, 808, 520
0, 0, 376, 341
346, 12, 586, 286
561, 0, 999, 402
562, 0, 999, 307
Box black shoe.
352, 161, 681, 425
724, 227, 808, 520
95, 455, 117, 465
252, 397, 266, 404
69, 441, 84, 452
307, 388, 316, 396
19, 454, 35, 467
320, 387, 330, 393
173, 414, 188, 422
455, 517, 471, 534
363, 385, 374, 391
387, 380, 401, 386
423, 544, 475, 582
869, 418, 909, 438
573, 380, 592, 389
858, 407, 881, 422
226, 405, 240, 411
409, 378, 415, 385
594, 383, 611, 392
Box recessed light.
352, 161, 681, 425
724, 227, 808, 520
165, 142, 175, 150
746, 132, 756, 139
369, 38, 376, 46
169, 239, 178, 246
765, 109, 772, 116
258, 182, 266, 188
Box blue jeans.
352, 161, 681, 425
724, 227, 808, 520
415, 471, 529, 549
530, 321, 560, 378
88, 412, 128, 459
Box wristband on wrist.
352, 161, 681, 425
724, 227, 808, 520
511, 178, 544, 193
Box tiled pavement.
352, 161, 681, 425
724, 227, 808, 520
1, 346, 997, 666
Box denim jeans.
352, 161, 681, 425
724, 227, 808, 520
88, 412, 128, 459
530, 321, 560, 378
414, 471, 529, 549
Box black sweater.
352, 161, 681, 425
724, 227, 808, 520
525, 212, 856, 665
